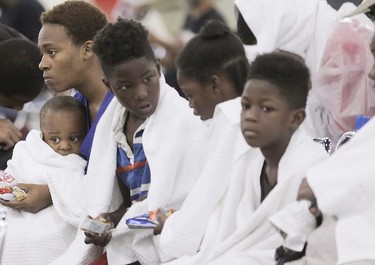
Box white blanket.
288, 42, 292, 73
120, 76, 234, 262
1, 129, 87, 265
306, 117, 375, 264
159, 97, 252, 258
78, 75, 207, 265
235, 0, 337, 75
164, 128, 328, 265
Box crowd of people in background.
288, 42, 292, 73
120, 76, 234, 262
0, 0, 374, 265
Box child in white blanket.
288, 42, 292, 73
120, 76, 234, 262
81, 18, 207, 265
271, 30, 375, 265
152, 20, 250, 259
1, 96, 88, 265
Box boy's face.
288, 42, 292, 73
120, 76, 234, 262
106, 57, 161, 120
240, 79, 299, 150
38, 23, 86, 93
41, 110, 85, 156
177, 72, 217, 121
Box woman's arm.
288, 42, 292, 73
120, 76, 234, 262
0, 183, 52, 213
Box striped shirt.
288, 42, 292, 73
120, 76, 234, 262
114, 111, 150, 202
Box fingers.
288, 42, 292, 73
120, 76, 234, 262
0, 119, 22, 149
84, 231, 112, 247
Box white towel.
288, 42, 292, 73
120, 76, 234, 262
1, 129, 88, 265
269, 200, 316, 252
159, 98, 252, 259
164, 128, 328, 264
235, 0, 337, 76
307, 117, 375, 264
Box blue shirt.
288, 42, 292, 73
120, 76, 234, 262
74, 91, 114, 161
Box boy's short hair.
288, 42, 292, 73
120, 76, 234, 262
40, 1, 108, 46
248, 51, 310, 109
93, 18, 155, 75
0, 38, 43, 99
176, 20, 249, 95
40, 96, 87, 130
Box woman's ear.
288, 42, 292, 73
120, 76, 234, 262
82, 40, 94, 60
290, 108, 306, 128
102, 77, 113, 93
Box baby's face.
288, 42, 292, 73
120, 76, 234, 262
41, 110, 85, 156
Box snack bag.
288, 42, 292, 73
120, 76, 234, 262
0, 171, 27, 202
126, 208, 175, 229
80, 215, 113, 234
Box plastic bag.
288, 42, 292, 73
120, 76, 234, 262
306, 18, 375, 147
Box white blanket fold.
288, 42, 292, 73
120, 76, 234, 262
164, 128, 327, 265
307, 117, 375, 264
235, 0, 337, 75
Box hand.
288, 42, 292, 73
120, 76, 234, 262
0, 119, 22, 150
84, 213, 113, 247
297, 178, 320, 217
153, 208, 168, 235
0, 183, 52, 213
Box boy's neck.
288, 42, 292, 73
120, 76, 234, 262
261, 135, 292, 171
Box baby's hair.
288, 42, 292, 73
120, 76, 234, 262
0, 38, 43, 99
176, 20, 249, 95
40, 96, 87, 131
93, 18, 155, 75
40, 1, 108, 46
248, 51, 310, 109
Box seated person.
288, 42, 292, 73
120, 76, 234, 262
273, 30, 375, 265
79, 18, 207, 265
1, 96, 88, 265
152, 20, 250, 259
0, 24, 44, 169
160, 51, 328, 264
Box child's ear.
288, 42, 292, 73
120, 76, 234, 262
82, 40, 94, 60
211, 75, 221, 93
154, 58, 161, 76
102, 77, 113, 93
290, 108, 306, 128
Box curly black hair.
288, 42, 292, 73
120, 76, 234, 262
40, 1, 108, 46
176, 20, 249, 96
0, 38, 43, 99
248, 51, 310, 109
93, 18, 155, 75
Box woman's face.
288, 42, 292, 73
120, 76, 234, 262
38, 23, 86, 93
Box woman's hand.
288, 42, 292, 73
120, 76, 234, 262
0, 183, 52, 213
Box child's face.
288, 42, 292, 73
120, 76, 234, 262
38, 23, 86, 93
240, 79, 297, 150
41, 110, 85, 156
106, 57, 161, 120
177, 73, 217, 121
